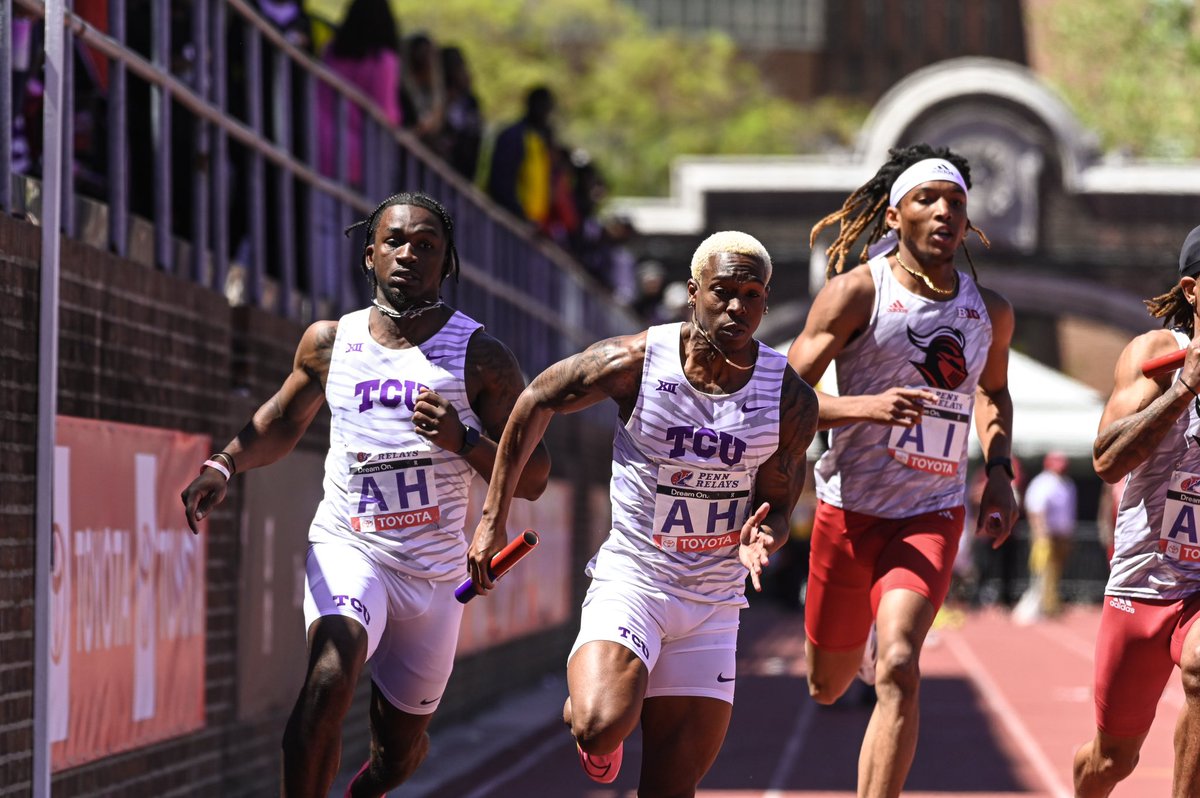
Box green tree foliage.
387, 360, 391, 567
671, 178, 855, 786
387, 0, 866, 195
1029, 0, 1200, 159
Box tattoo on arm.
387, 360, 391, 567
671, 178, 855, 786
755, 372, 819, 522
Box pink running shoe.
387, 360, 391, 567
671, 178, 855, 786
344, 760, 378, 798
577, 741, 623, 784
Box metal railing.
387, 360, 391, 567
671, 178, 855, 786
4, 0, 638, 368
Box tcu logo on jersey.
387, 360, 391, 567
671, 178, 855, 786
664, 425, 747, 466
354, 378, 431, 413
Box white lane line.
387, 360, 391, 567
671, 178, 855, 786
763, 694, 818, 798
944, 632, 1073, 798
459, 731, 570, 798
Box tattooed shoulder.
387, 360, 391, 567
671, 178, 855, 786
302, 320, 339, 378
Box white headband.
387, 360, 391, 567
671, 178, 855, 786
887, 158, 968, 208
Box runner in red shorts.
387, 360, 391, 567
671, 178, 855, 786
1074, 225, 1200, 798
787, 144, 1018, 798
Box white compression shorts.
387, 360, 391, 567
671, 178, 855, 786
568, 576, 741, 703
302, 541, 464, 715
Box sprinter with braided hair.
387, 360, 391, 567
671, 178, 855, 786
786, 145, 1018, 797
1074, 225, 1200, 798
811, 143, 989, 281
182, 192, 549, 798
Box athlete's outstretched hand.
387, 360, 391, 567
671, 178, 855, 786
869, 387, 940, 427
738, 502, 773, 592
181, 469, 228, 535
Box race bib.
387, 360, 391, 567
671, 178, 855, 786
1160, 470, 1200, 564
651, 466, 750, 554
887, 388, 972, 477
346, 451, 440, 536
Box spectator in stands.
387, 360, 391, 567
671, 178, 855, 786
487, 86, 556, 227
437, 45, 482, 180
314, 0, 403, 300
9, 9, 36, 177
1013, 450, 1077, 623
181, 192, 550, 798
400, 33, 445, 150
630, 259, 668, 324
255, 0, 312, 50
317, 0, 403, 185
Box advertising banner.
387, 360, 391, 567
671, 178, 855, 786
236, 451, 324, 718
51, 417, 208, 770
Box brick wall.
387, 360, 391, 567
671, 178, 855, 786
0, 215, 601, 796
0, 214, 41, 797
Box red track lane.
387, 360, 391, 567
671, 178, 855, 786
429, 601, 1183, 797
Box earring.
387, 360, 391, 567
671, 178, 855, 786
764, 305, 769, 315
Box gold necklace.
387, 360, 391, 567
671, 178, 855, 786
894, 251, 956, 297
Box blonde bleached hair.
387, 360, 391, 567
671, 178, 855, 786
689, 231, 772, 283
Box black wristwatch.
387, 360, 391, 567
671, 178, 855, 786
985, 456, 1014, 480
456, 424, 480, 456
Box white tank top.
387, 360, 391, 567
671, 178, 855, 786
309, 308, 483, 582
1107, 329, 1200, 599
815, 256, 993, 518
591, 322, 787, 605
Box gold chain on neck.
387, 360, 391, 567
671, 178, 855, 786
894, 250, 956, 297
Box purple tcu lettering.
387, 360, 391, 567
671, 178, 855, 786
354, 378, 431, 413
617, 625, 649, 657
664, 425, 748, 465
331, 594, 371, 625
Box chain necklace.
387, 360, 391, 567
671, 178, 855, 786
894, 251, 956, 297
690, 308, 755, 372
372, 297, 445, 320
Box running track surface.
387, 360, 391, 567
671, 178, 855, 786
373, 602, 1184, 797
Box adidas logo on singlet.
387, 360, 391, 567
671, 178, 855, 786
1108, 597, 1135, 614
887, 300, 907, 314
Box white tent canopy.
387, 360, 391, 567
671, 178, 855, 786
991, 350, 1106, 458
774, 342, 1107, 460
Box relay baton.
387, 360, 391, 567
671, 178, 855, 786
1141, 348, 1186, 379
454, 529, 540, 604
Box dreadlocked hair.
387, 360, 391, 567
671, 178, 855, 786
811, 143, 988, 283
1145, 284, 1194, 337
344, 191, 461, 287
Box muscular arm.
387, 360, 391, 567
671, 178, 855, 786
467, 332, 645, 591
224, 321, 333, 470
974, 287, 1015, 466
458, 331, 551, 500
787, 266, 936, 430
750, 370, 820, 552
973, 288, 1018, 544
1094, 328, 1196, 483
182, 321, 332, 532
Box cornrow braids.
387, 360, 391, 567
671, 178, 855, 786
812, 143, 982, 282
344, 191, 461, 288
1145, 284, 1195, 337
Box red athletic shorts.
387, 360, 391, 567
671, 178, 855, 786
805, 500, 964, 651
1094, 594, 1200, 737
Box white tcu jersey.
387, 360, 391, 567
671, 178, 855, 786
591, 322, 787, 605
1108, 329, 1200, 599
815, 256, 993, 518
309, 308, 483, 582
